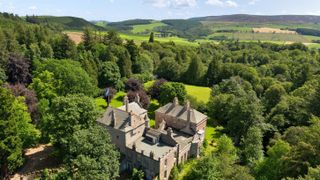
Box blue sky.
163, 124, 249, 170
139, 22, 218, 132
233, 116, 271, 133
0, 0, 320, 21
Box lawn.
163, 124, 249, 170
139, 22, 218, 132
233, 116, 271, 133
185, 84, 211, 103
145, 81, 212, 103
119, 33, 198, 46
131, 21, 167, 34
95, 91, 126, 111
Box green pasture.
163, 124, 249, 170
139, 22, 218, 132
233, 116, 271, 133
131, 21, 167, 34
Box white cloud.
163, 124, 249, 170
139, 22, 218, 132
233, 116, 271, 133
28, 6, 37, 10
206, 0, 223, 6
206, 0, 237, 7
145, 0, 197, 8
226, 0, 237, 7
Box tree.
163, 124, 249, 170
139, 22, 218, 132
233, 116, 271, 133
156, 57, 180, 81
65, 126, 120, 180
184, 55, 204, 85
99, 61, 121, 88
186, 154, 221, 180
158, 82, 186, 105
39, 41, 53, 58
6, 84, 39, 122
0, 67, 7, 82
127, 90, 150, 109
0, 87, 23, 178
206, 58, 221, 86
241, 126, 264, 167
52, 34, 77, 59
208, 78, 265, 145
125, 78, 143, 92
255, 140, 291, 180
149, 32, 154, 43
186, 135, 254, 180
7, 54, 32, 85
117, 49, 132, 78
29, 70, 59, 101
268, 95, 310, 132
134, 53, 153, 74
103, 30, 122, 45
149, 78, 167, 99
34, 59, 98, 96
47, 94, 99, 148
82, 27, 96, 50
263, 84, 286, 112
131, 168, 144, 180
298, 166, 320, 180
0, 87, 39, 178
125, 40, 139, 69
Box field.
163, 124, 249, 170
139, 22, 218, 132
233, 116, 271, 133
65, 31, 198, 46
131, 21, 166, 34
119, 33, 198, 46
64, 31, 83, 44
252, 27, 297, 34
144, 81, 211, 103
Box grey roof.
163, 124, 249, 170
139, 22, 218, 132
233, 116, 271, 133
118, 102, 147, 115
97, 107, 134, 131
155, 103, 207, 123
129, 137, 175, 160
146, 128, 163, 138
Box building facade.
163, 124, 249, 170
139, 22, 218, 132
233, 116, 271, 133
97, 96, 207, 180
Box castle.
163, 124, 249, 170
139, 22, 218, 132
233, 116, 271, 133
97, 95, 207, 180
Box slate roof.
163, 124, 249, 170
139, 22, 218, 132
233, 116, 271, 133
155, 102, 207, 123
118, 102, 147, 116
97, 107, 134, 131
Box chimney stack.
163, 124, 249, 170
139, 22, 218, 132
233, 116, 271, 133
123, 95, 129, 112
184, 100, 190, 111
144, 115, 150, 128
167, 127, 173, 138
135, 93, 140, 104
173, 97, 179, 106
112, 110, 117, 127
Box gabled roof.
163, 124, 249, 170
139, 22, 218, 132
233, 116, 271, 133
118, 102, 147, 115
97, 107, 135, 131
155, 102, 207, 124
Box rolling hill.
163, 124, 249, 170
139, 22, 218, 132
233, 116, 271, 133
26, 16, 105, 31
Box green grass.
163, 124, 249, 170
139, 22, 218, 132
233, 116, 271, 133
119, 33, 198, 46
131, 21, 166, 34
185, 84, 211, 103
145, 81, 212, 103
95, 91, 126, 112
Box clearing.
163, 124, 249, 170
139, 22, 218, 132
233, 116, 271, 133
131, 21, 167, 34
65, 31, 82, 44
252, 27, 297, 34
11, 144, 60, 180
144, 81, 211, 103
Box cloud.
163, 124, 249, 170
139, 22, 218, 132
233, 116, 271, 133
226, 0, 237, 7
145, 0, 197, 8
206, 0, 237, 7
206, 0, 223, 6
28, 6, 37, 10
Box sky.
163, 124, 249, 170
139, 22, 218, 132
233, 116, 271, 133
0, 0, 320, 22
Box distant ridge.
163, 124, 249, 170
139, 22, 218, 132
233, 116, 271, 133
191, 14, 320, 23
26, 16, 105, 31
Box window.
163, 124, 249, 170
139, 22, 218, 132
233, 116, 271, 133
164, 170, 167, 178
116, 135, 119, 139
164, 159, 167, 166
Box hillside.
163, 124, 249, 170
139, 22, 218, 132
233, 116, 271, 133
193, 14, 320, 23
26, 16, 105, 31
